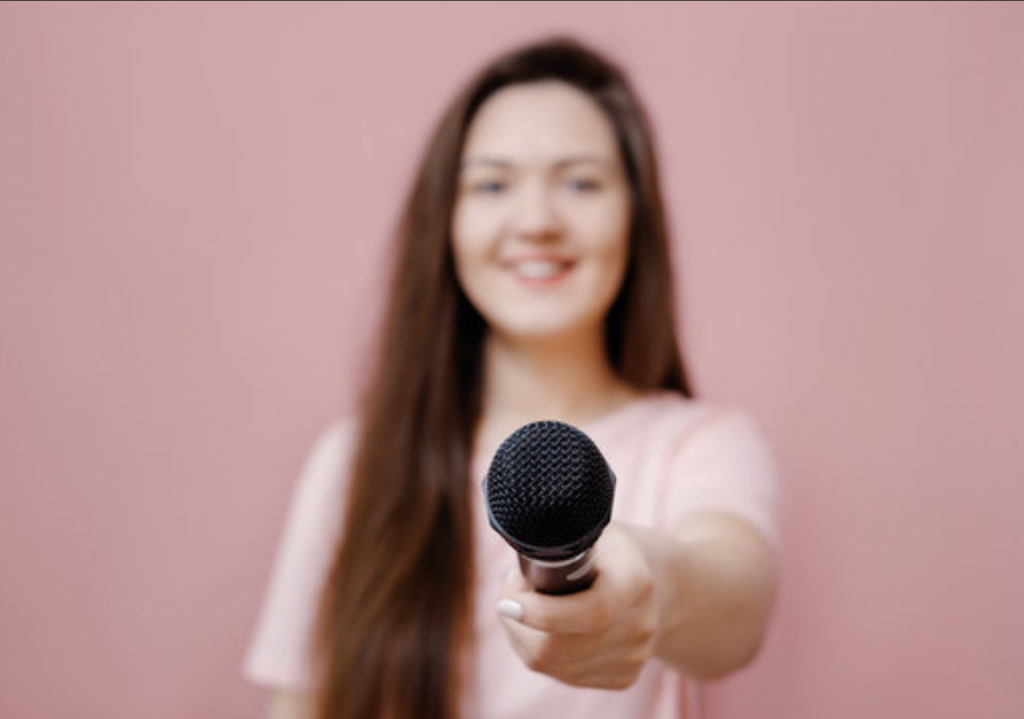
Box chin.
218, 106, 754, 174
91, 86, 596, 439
491, 316, 604, 345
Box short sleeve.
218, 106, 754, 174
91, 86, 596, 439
243, 421, 355, 689
666, 409, 779, 548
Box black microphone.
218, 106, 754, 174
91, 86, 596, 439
483, 420, 616, 595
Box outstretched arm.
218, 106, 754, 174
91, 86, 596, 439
496, 511, 777, 688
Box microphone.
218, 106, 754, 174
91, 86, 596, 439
483, 420, 616, 595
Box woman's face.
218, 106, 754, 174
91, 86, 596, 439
451, 81, 631, 346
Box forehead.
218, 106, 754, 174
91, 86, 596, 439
461, 81, 620, 163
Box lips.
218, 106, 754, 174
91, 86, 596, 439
505, 257, 574, 282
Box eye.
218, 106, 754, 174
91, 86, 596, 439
564, 176, 603, 192
469, 178, 508, 195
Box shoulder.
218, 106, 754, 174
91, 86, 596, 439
591, 390, 776, 488
304, 417, 360, 471
288, 416, 362, 514
243, 417, 363, 691
599, 390, 776, 494
632, 393, 779, 544
602, 391, 767, 450
641, 392, 773, 471
589, 392, 777, 540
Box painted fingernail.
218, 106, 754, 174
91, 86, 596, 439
497, 598, 524, 621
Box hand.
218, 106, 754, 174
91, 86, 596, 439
496, 523, 659, 689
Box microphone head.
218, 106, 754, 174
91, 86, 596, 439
483, 420, 615, 561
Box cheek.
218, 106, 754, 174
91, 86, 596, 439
450, 242, 482, 308
600, 243, 631, 308
451, 202, 499, 264
450, 207, 481, 272
589, 216, 632, 310
450, 212, 493, 312
586, 202, 631, 272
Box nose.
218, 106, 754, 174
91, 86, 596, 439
512, 178, 561, 242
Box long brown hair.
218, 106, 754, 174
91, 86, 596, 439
314, 36, 693, 719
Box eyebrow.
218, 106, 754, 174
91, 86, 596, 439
460, 155, 616, 171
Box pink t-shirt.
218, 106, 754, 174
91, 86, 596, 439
245, 392, 778, 719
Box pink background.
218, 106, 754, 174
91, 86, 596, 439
1, 2, 1022, 717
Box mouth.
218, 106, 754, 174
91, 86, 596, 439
506, 258, 574, 282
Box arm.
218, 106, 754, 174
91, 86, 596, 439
638, 511, 776, 678
496, 511, 776, 688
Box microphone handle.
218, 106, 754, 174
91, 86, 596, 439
519, 547, 598, 595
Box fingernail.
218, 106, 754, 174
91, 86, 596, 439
497, 598, 524, 621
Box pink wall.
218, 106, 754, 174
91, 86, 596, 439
1, 2, 1021, 717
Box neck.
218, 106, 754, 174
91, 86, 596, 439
475, 329, 638, 459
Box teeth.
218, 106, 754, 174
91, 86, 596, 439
513, 260, 564, 279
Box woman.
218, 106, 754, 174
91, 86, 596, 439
245, 36, 778, 719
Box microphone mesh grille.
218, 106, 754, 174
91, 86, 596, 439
485, 420, 615, 555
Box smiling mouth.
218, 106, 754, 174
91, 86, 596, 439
508, 259, 573, 281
